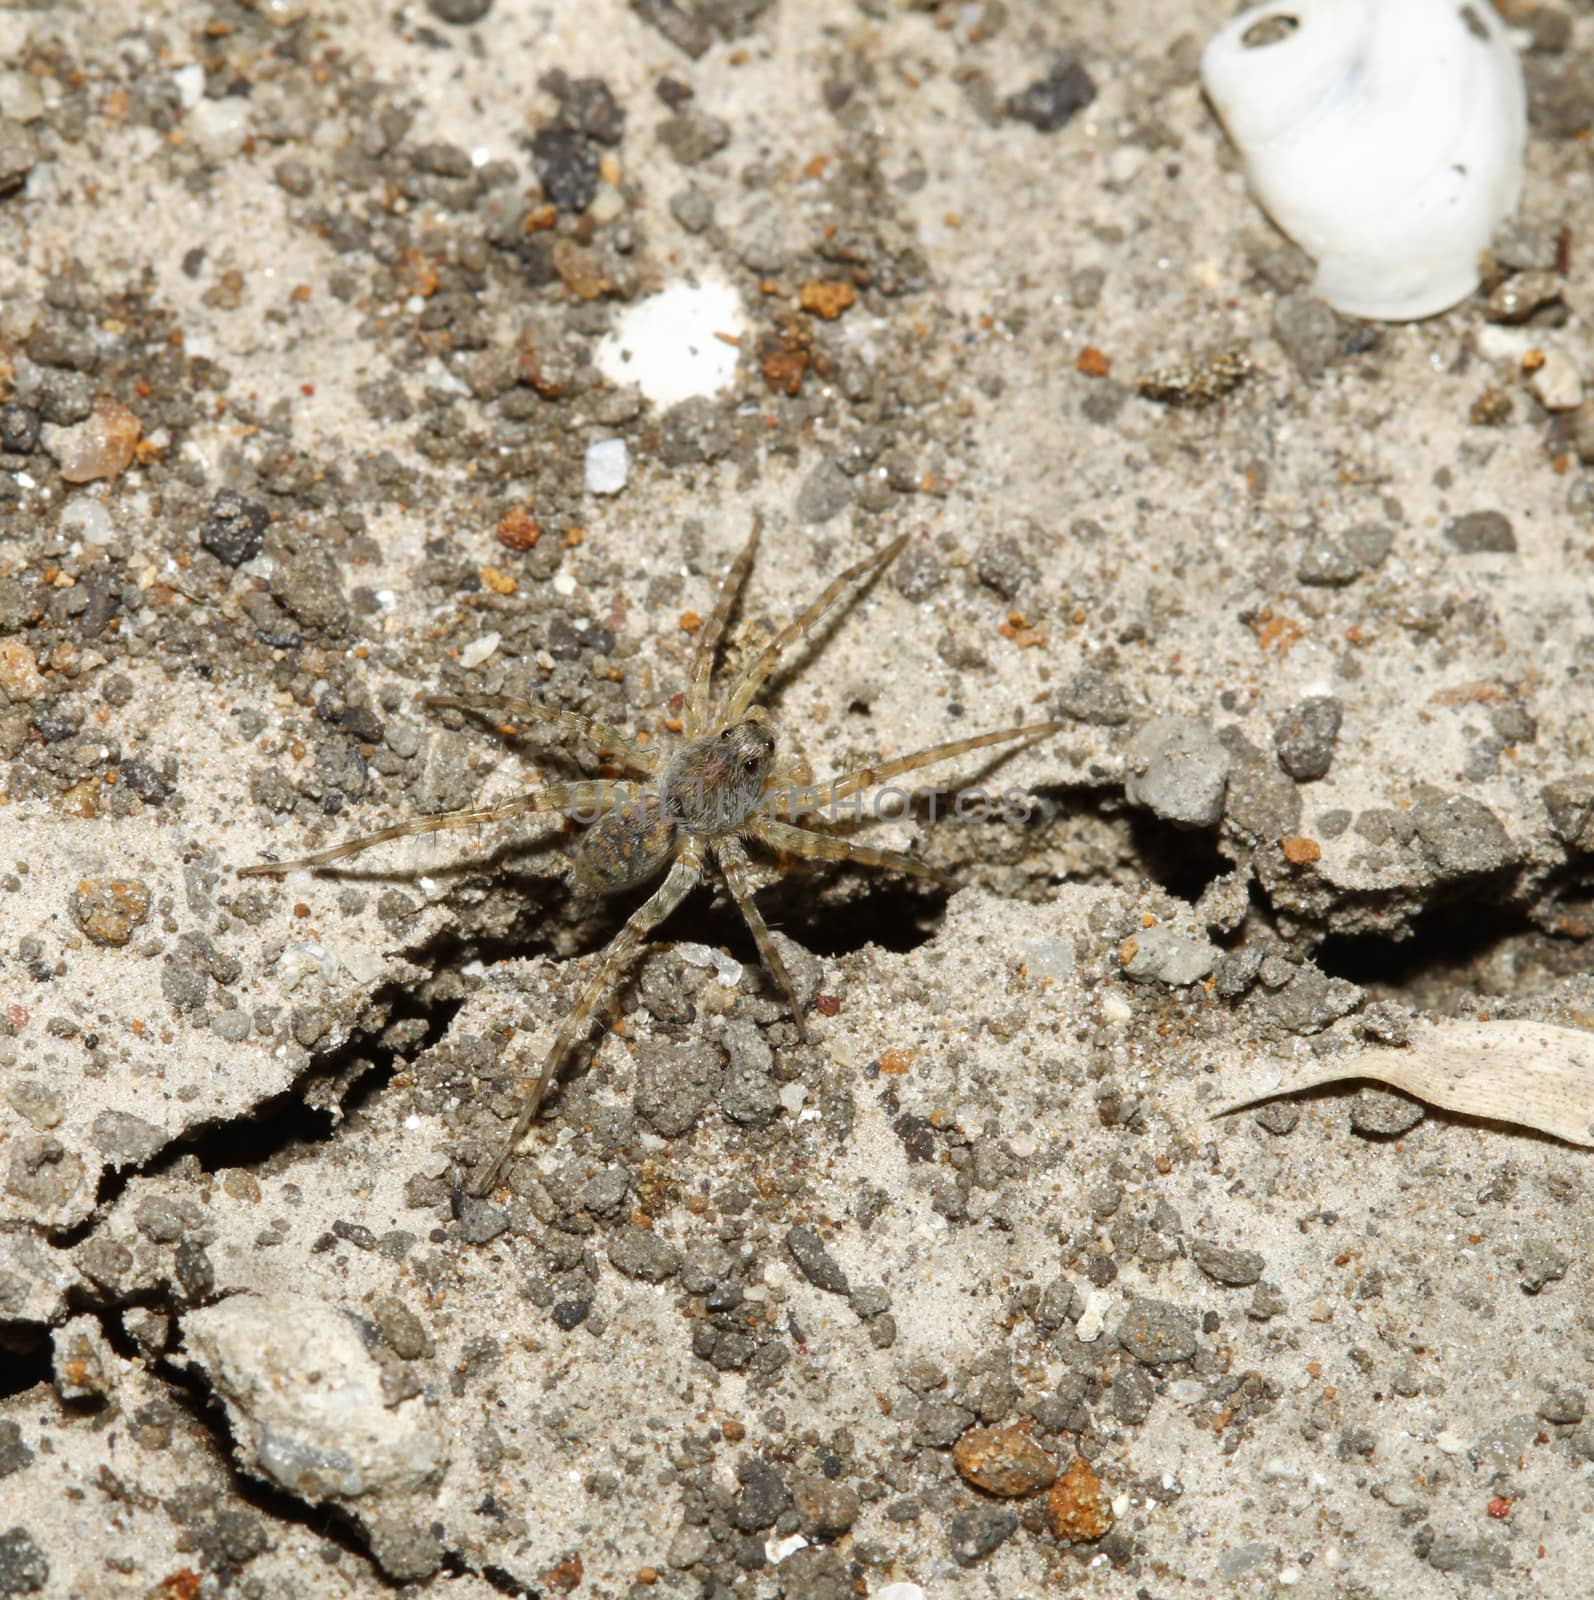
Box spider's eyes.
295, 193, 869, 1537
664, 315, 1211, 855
743, 758, 761, 775
719, 729, 733, 742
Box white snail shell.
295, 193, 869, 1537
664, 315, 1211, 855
1201, 0, 1526, 321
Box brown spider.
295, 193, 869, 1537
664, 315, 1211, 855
241, 519, 1058, 1191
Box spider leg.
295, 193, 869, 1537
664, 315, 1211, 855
685, 512, 763, 738
715, 835, 812, 1043
748, 816, 954, 888
472, 843, 704, 1194
424, 694, 658, 776
238, 781, 630, 876
720, 533, 909, 722
776, 720, 1061, 815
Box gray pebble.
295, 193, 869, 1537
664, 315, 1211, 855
607, 1225, 681, 1283
1117, 1297, 1197, 1365
658, 111, 731, 167
1443, 510, 1516, 554
91, 1110, 163, 1165
1274, 696, 1343, 782
0, 1423, 32, 1479
635, 1038, 722, 1136
0, 120, 39, 197
668, 184, 715, 234
786, 1226, 849, 1295
1055, 668, 1131, 726
0, 1527, 48, 1594
1541, 774, 1594, 847
1004, 58, 1097, 132
1411, 791, 1517, 877
580, 1166, 631, 1218
717, 1057, 781, 1126
1252, 1100, 1299, 1136
667, 1522, 711, 1569
212, 1009, 251, 1043
1124, 716, 1230, 829
773, 1544, 848, 1600
427, 0, 491, 19
1349, 1088, 1425, 1137
1192, 1240, 1265, 1287
1272, 293, 1342, 380
1343, 521, 1394, 570
457, 1197, 509, 1244
795, 458, 855, 525
1214, 946, 1265, 999
974, 534, 1036, 599
891, 541, 944, 601
1112, 1362, 1155, 1424
732, 1458, 791, 1532
1538, 1387, 1585, 1425
1261, 967, 1362, 1034
372, 1296, 427, 1360
792, 1474, 860, 1541
1248, 1281, 1288, 1320
200, 490, 270, 567
1518, 1238, 1570, 1294
1121, 924, 1216, 987
947, 1506, 1018, 1567
1296, 534, 1360, 587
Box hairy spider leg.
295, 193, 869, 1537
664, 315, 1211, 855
749, 816, 954, 888
424, 693, 659, 776
777, 720, 1063, 815
720, 533, 910, 723
684, 512, 763, 739
472, 842, 706, 1194
713, 834, 812, 1044
237, 782, 634, 876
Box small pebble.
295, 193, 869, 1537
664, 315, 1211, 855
585, 437, 628, 495
785, 1226, 849, 1296
427, 0, 492, 19
1124, 716, 1230, 829
1444, 509, 1516, 554
189, 96, 251, 161
952, 1426, 1058, 1497
459, 632, 500, 669
1349, 1088, 1425, 1137
1005, 58, 1097, 131
1530, 348, 1582, 411
0, 118, 39, 195
69, 878, 152, 947
1046, 1457, 1114, 1544
947, 1506, 1018, 1567
1119, 924, 1216, 987
200, 489, 270, 566
1192, 1240, 1266, 1287
45, 398, 141, 484
1274, 696, 1343, 782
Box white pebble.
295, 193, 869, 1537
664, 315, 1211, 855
189, 95, 251, 161
874, 1586, 926, 1600
1075, 1287, 1112, 1342
779, 1083, 807, 1117
1530, 348, 1583, 411
765, 1532, 807, 1564
1435, 1428, 1468, 1455
460, 632, 500, 669
596, 279, 745, 407
172, 63, 205, 110
585, 437, 629, 495
60, 496, 112, 545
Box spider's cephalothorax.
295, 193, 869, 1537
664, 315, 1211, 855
241, 517, 1060, 1192
663, 721, 776, 833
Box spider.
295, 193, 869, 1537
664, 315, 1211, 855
241, 519, 1059, 1192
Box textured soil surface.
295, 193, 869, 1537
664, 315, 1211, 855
4, 2, 1594, 1597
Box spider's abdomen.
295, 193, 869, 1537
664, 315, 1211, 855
663, 722, 776, 834
574, 797, 678, 893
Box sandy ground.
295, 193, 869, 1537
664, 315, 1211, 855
3, 1, 1594, 1596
